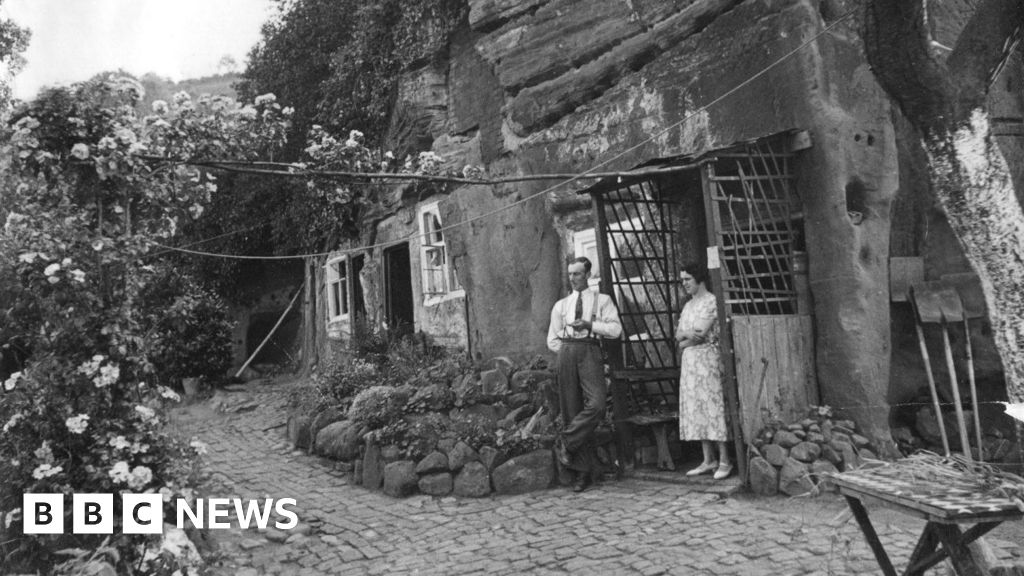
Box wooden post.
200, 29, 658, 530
940, 321, 973, 461
701, 162, 747, 483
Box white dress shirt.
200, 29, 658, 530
547, 287, 623, 353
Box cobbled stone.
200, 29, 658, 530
170, 380, 1022, 576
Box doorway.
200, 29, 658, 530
383, 243, 414, 334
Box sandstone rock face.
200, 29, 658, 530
314, 421, 363, 461
453, 462, 491, 497
779, 458, 814, 496
383, 461, 419, 498
415, 451, 450, 475
418, 472, 454, 496
491, 449, 554, 495
749, 456, 779, 496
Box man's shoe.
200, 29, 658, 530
555, 437, 571, 466
572, 474, 591, 493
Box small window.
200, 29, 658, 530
326, 257, 349, 321
418, 202, 462, 301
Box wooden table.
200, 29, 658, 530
833, 466, 1023, 576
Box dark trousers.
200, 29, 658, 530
557, 341, 606, 474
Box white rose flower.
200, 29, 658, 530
71, 269, 86, 283
151, 100, 169, 114
109, 435, 131, 450
65, 414, 90, 434
32, 464, 62, 480
43, 263, 61, 276
3, 371, 21, 391
128, 465, 153, 490
71, 143, 90, 160
134, 405, 156, 422
109, 461, 130, 483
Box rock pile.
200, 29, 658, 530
747, 411, 876, 497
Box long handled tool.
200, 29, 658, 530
909, 285, 950, 456
959, 293, 984, 459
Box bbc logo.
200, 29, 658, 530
22, 494, 298, 534
23, 494, 163, 534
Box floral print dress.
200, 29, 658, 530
676, 292, 728, 442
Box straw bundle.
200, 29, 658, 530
862, 451, 1024, 512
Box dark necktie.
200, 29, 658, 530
574, 290, 584, 321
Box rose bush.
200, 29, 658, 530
0, 74, 289, 573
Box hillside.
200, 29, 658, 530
139, 72, 239, 109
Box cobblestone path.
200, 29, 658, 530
170, 381, 1023, 576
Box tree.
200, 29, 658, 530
0, 2, 29, 111
863, 1, 1024, 404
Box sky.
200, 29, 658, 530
1, 0, 275, 100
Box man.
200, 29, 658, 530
546, 256, 622, 492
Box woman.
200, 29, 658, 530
675, 262, 732, 480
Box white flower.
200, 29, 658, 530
92, 363, 119, 388
77, 355, 104, 376
384, 150, 395, 160
129, 441, 149, 455
65, 414, 90, 434
349, 129, 363, 141
34, 441, 53, 463
4, 508, 21, 529
3, 413, 23, 432
172, 91, 191, 105
345, 138, 359, 148
134, 405, 156, 422
3, 371, 21, 391
71, 269, 86, 283
31, 464, 62, 480
114, 127, 136, 144
109, 461, 131, 483
43, 263, 61, 276
128, 465, 153, 490
254, 93, 277, 106
91, 239, 104, 251
17, 252, 37, 263
189, 438, 208, 455
109, 435, 131, 450
152, 100, 169, 114
159, 486, 174, 503
282, 106, 294, 116
71, 143, 90, 160
98, 136, 117, 150
237, 106, 257, 120
159, 386, 181, 402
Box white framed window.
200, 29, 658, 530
573, 217, 645, 292
326, 256, 349, 321
418, 202, 463, 303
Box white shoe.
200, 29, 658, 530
686, 461, 718, 476
713, 462, 733, 480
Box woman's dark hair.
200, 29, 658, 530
682, 261, 710, 287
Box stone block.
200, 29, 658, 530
821, 444, 844, 467
418, 472, 453, 496
362, 441, 384, 490
416, 451, 449, 475
806, 432, 825, 444
287, 415, 313, 450
510, 370, 554, 393
839, 442, 861, 472
383, 461, 419, 498
492, 449, 554, 495
448, 441, 480, 471
453, 461, 491, 497
851, 434, 871, 449
774, 430, 801, 449
790, 441, 821, 463
779, 457, 813, 496
810, 460, 839, 493
748, 456, 778, 496
314, 420, 363, 461
310, 408, 346, 443
479, 446, 508, 472
480, 369, 510, 396
762, 443, 788, 468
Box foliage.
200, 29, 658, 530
449, 413, 497, 452
315, 357, 382, 412
0, 73, 287, 572
0, 3, 29, 111
145, 270, 235, 386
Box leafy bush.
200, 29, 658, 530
449, 413, 497, 452
146, 271, 235, 388
315, 357, 382, 411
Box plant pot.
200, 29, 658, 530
182, 377, 201, 398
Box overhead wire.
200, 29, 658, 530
151, 9, 856, 261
